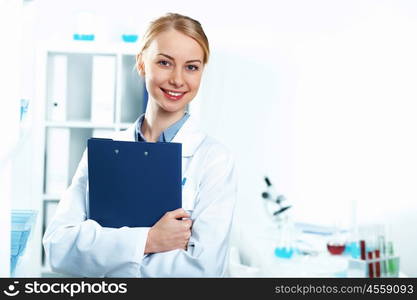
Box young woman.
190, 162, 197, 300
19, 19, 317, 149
43, 13, 237, 277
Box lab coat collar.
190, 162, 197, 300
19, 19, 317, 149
172, 115, 206, 157
115, 114, 206, 157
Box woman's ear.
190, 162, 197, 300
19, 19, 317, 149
136, 53, 146, 77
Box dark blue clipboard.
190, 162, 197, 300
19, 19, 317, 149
87, 138, 182, 228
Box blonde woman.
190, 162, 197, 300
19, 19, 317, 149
43, 13, 237, 277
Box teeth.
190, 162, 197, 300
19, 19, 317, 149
166, 91, 183, 96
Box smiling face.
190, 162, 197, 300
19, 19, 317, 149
139, 29, 205, 114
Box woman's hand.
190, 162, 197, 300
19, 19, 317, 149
144, 208, 192, 254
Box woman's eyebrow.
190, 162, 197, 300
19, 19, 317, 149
157, 53, 202, 64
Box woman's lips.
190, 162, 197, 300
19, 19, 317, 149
161, 88, 187, 101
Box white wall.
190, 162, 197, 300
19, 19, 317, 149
16, 0, 417, 276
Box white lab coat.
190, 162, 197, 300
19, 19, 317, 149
43, 115, 237, 277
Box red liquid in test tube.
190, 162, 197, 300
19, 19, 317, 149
360, 240, 366, 260
368, 251, 374, 278
375, 250, 381, 278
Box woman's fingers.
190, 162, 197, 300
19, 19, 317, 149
166, 208, 191, 220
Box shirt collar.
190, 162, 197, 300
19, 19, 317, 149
135, 112, 190, 142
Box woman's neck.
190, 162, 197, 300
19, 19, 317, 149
142, 101, 185, 142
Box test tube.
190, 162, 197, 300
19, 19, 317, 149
375, 249, 381, 278
367, 251, 374, 278
387, 241, 397, 277
360, 240, 366, 260
378, 235, 387, 277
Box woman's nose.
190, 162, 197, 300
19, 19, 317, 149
169, 68, 184, 88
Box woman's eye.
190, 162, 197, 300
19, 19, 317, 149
186, 65, 199, 71
158, 60, 171, 67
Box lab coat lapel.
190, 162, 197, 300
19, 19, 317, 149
172, 115, 206, 157
173, 115, 205, 212
115, 124, 136, 142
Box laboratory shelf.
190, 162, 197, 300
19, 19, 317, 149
35, 43, 145, 276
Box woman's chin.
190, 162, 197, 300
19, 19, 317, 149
159, 103, 187, 114
155, 98, 190, 114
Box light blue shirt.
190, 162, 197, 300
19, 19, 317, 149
135, 112, 190, 142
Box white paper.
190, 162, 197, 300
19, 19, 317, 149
91, 56, 116, 123
45, 128, 70, 195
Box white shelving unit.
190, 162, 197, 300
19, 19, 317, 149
33, 41, 146, 277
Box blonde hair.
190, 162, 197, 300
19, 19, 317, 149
136, 13, 210, 71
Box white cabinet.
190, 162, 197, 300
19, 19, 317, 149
36, 42, 146, 276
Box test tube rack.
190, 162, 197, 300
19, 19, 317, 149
348, 256, 400, 278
